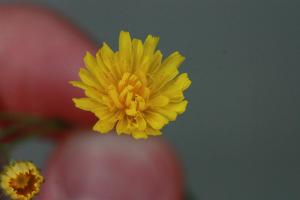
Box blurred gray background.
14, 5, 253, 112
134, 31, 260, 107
3, 0, 300, 199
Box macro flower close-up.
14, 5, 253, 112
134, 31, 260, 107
0, 161, 44, 200
1, 0, 298, 199
71, 31, 191, 139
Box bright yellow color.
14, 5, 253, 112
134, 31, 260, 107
71, 31, 191, 139
0, 161, 44, 200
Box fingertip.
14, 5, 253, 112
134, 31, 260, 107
39, 133, 184, 200
0, 4, 96, 126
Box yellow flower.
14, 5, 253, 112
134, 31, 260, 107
0, 161, 44, 200
71, 31, 191, 139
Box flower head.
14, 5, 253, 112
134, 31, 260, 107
71, 31, 191, 139
0, 161, 44, 200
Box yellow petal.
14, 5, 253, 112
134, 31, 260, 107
96, 46, 118, 83
85, 52, 113, 88
136, 96, 146, 111
99, 110, 121, 121
161, 51, 185, 69
88, 102, 111, 119
159, 73, 191, 102
85, 88, 104, 101
148, 50, 162, 73
118, 72, 131, 91
93, 120, 115, 133
125, 101, 137, 116
150, 54, 186, 93
100, 43, 121, 79
85, 88, 106, 104
119, 31, 132, 62
149, 95, 169, 107
78, 68, 100, 88
107, 85, 123, 108
72, 98, 99, 111
101, 42, 114, 64
137, 35, 159, 73
136, 115, 147, 131
166, 101, 188, 114
143, 34, 159, 58
173, 73, 191, 91
125, 91, 133, 107
135, 69, 148, 86
132, 39, 143, 71
69, 81, 90, 91
169, 93, 185, 103
140, 87, 150, 100
145, 126, 162, 136
145, 111, 168, 130
151, 52, 185, 91
150, 69, 179, 93
116, 118, 129, 135
155, 108, 177, 121
132, 131, 148, 139
180, 73, 192, 91
84, 52, 100, 79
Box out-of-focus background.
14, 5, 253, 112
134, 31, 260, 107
2, 0, 300, 199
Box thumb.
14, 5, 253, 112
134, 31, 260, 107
38, 133, 184, 200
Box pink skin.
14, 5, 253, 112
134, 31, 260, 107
0, 5, 185, 200
39, 134, 184, 200
0, 4, 95, 125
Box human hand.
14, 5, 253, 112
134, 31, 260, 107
0, 4, 184, 200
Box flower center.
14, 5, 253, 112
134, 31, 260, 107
108, 72, 150, 117
118, 72, 149, 116
9, 171, 39, 196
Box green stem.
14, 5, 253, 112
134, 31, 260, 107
0, 112, 70, 142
